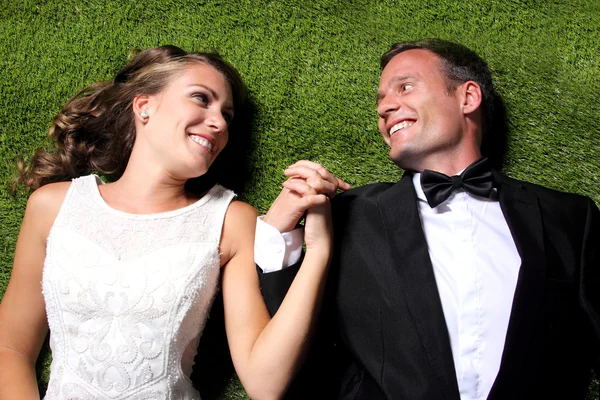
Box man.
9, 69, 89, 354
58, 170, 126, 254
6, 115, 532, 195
255, 39, 600, 399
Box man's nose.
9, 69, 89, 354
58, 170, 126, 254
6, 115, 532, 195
377, 93, 399, 118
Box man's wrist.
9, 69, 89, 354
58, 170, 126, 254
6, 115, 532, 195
255, 217, 304, 273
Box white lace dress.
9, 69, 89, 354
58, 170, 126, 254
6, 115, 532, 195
41, 175, 235, 400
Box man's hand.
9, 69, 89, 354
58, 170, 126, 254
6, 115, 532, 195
263, 161, 350, 233
283, 160, 350, 198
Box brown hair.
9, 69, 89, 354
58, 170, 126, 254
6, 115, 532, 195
15, 45, 246, 192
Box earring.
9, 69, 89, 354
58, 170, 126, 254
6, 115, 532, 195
140, 110, 149, 119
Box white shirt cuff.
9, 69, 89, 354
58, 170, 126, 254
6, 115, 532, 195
254, 216, 304, 273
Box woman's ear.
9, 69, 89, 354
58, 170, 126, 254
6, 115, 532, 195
132, 95, 151, 122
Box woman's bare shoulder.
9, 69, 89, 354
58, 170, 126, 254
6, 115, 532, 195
226, 200, 258, 219
28, 181, 71, 209
220, 200, 258, 265
24, 181, 72, 234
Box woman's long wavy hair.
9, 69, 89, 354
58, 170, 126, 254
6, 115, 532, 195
15, 45, 247, 194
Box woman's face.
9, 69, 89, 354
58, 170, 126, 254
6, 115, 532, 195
139, 62, 234, 180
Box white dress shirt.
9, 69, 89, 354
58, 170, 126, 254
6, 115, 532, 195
255, 217, 304, 273
412, 173, 521, 400
255, 174, 522, 400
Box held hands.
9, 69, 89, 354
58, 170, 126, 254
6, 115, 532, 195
263, 161, 350, 251
263, 160, 350, 232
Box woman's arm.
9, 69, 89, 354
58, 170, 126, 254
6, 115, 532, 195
220, 199, 332, 400
0, 183, 69, 399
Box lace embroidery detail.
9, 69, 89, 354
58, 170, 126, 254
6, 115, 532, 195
42, 175, 234, 399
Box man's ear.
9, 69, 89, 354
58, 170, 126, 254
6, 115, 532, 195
132, 94, 151, 122
460, 81, 482, 116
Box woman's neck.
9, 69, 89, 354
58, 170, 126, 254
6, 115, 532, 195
99, 164, 196, 214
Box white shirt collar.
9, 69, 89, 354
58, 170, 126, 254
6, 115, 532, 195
411, 172, 428, 203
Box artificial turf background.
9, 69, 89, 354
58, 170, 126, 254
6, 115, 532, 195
1, 0, 599, 398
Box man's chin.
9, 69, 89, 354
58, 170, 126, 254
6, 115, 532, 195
389, 149, 416, 172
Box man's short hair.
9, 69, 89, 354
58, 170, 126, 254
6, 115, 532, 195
381, 39, 497, 147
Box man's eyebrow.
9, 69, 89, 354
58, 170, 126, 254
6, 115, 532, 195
376, 74, 416, 104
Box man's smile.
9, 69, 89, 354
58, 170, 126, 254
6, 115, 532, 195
389, 120, 415, 137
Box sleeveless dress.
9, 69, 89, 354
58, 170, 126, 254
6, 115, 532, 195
41, 175, 235, 400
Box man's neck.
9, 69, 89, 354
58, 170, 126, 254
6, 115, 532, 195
409, 152, 482, 176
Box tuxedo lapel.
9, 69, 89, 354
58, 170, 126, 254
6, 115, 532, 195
489, 172, 547, 398
377, 174, 460, 399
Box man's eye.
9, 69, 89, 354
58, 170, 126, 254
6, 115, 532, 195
402, 83, 413, 92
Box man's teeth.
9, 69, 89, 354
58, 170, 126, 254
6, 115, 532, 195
389, 121, 414, 135
189, 135, 213, 151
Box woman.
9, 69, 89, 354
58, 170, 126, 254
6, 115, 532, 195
0, 45, 332, 399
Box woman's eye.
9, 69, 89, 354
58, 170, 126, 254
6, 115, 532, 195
223, 112, 234, 124
194, 93, 209, 104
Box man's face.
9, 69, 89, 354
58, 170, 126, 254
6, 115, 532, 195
377, 49, 467, 171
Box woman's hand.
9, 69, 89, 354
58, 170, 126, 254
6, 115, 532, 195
263, 160, 349, 233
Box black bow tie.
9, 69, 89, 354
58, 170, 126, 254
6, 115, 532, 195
420, 157, 494, 208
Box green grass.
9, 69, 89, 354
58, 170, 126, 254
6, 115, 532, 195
1, 0, 599, 398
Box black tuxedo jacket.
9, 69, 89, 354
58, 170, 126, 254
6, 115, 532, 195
259, 171, 600, 400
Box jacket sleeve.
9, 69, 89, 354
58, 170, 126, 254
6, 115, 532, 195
256, 251, 352, 398
257, 255, 353, 399
257, 256, 303, 317
580, 200, 600, 394
581, 199, 600, 387
255, 194, 366, 399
